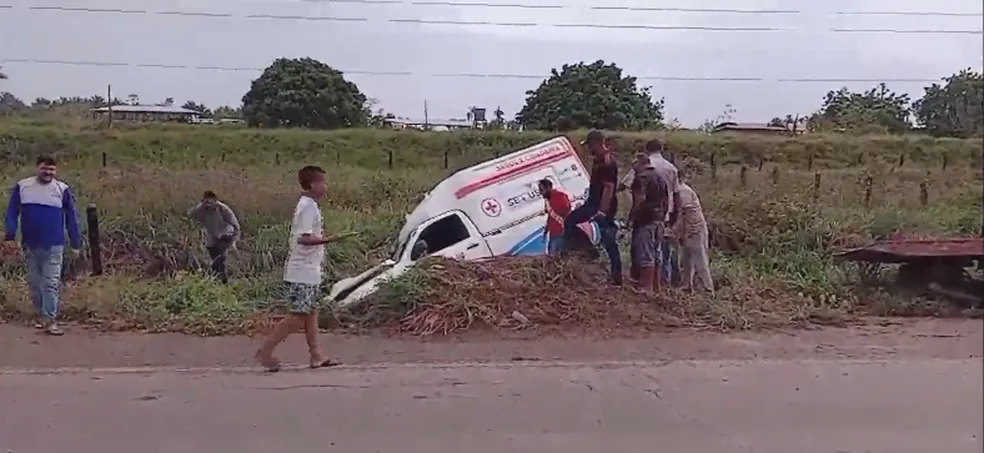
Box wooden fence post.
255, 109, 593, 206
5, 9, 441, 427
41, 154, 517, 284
739, 166, 748, 187
863, 174, 873, 206
85, 203, 103, 276
813, 171, 822, 200
771, 165, 779, 185
710, 152, 717, 180
919, 180, 929, 206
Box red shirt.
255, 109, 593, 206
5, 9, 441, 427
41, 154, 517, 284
544, 189, 572, 238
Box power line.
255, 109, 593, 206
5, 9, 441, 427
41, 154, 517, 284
311, 0, 803, 14
304, 0, 983, 17
0, 58, 948, 83
831, 28, 983, 35
3, 5, 982, 33
834, 10, 983, 17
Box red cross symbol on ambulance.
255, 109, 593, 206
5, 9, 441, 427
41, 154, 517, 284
481, 198, 502, 217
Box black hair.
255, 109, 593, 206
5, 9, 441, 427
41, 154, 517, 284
538, 178, 553, 189
585, 130, 605, 145
645, 138, 664, 153
36, 156, 56, 166
203, 190, 217, 199
298, 165, 326, 190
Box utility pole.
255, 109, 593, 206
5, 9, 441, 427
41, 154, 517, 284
106, 84, 113, 128
423, 100, 429, 131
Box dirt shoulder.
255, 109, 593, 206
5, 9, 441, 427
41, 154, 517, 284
1, 318, 980, 370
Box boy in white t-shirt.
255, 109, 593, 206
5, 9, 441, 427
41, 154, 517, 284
255, 165, 343, 372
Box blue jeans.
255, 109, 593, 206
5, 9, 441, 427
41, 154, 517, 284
25, 245, 64, 321
659, 240, 678, 285
563, 204, 622, 283
547, 235, 564, 255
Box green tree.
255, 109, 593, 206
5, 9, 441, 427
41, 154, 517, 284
913, 69, 983, 137
489, 106, 506, 129
182, 100, 213, 117
0, 92, 26, 114
364, 98, 394, 128
515, 60, 664, 131
213, 105, 241, 119
811, 83, 911, 133
768, 114, 805, 132
241, 57, 368, 129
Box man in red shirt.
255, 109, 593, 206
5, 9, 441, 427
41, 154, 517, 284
538, 178, 571, 255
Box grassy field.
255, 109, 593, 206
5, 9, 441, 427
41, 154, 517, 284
0, 122, 981, 335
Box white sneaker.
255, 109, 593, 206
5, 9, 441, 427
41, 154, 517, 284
45, 322, 64, 336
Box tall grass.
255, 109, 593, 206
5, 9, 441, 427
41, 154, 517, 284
0, 123, 980, 334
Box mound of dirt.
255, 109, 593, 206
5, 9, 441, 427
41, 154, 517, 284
353, 256, 833, 336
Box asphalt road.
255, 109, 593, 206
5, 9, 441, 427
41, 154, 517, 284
2, 358, 981, 453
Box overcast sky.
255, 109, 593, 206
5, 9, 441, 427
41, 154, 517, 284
1, 0, 981, 126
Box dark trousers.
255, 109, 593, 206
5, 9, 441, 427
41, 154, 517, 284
563, 204, 623, 284
205, 237, 232, 284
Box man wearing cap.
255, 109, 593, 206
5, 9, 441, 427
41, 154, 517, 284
562, 130, 622, 285
620, 138, 680, 286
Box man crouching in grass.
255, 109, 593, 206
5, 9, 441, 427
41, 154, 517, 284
255, 165, 344, 372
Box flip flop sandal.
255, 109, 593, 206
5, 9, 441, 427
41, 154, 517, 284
255, 351, 282, 373
310, 359, 341, 369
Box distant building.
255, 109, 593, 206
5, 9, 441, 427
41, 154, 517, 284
383, 118, 478, 132
91, 104, 201, 123
711, 122, 796, 135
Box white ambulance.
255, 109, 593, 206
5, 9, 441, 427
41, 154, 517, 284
328, 135, 595, 307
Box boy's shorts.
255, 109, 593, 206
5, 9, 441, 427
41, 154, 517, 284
286, 282, 320, 314
631, 222, 663, 268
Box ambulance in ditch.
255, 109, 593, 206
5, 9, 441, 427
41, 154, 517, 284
328, 135, 596, 308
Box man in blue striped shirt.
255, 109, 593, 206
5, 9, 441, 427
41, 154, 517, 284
3, 156, 82, 336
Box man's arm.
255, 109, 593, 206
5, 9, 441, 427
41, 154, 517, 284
618, 169, 635, 192
295, 205, 326, 245
220, 203, 241, 236
597, 163, 617, 216
629, 184, 645, 223
4, 183, 20, 241
669, 190, 682, 226
63, 186, 82, 249
187, 202, 204, 220
295, 204, 338, 246
542, 200, 551, 236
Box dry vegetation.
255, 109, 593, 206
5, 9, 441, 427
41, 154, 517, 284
0, 122, 981, 336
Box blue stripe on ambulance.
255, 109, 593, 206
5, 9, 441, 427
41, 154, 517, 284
507, 226, 548, 256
